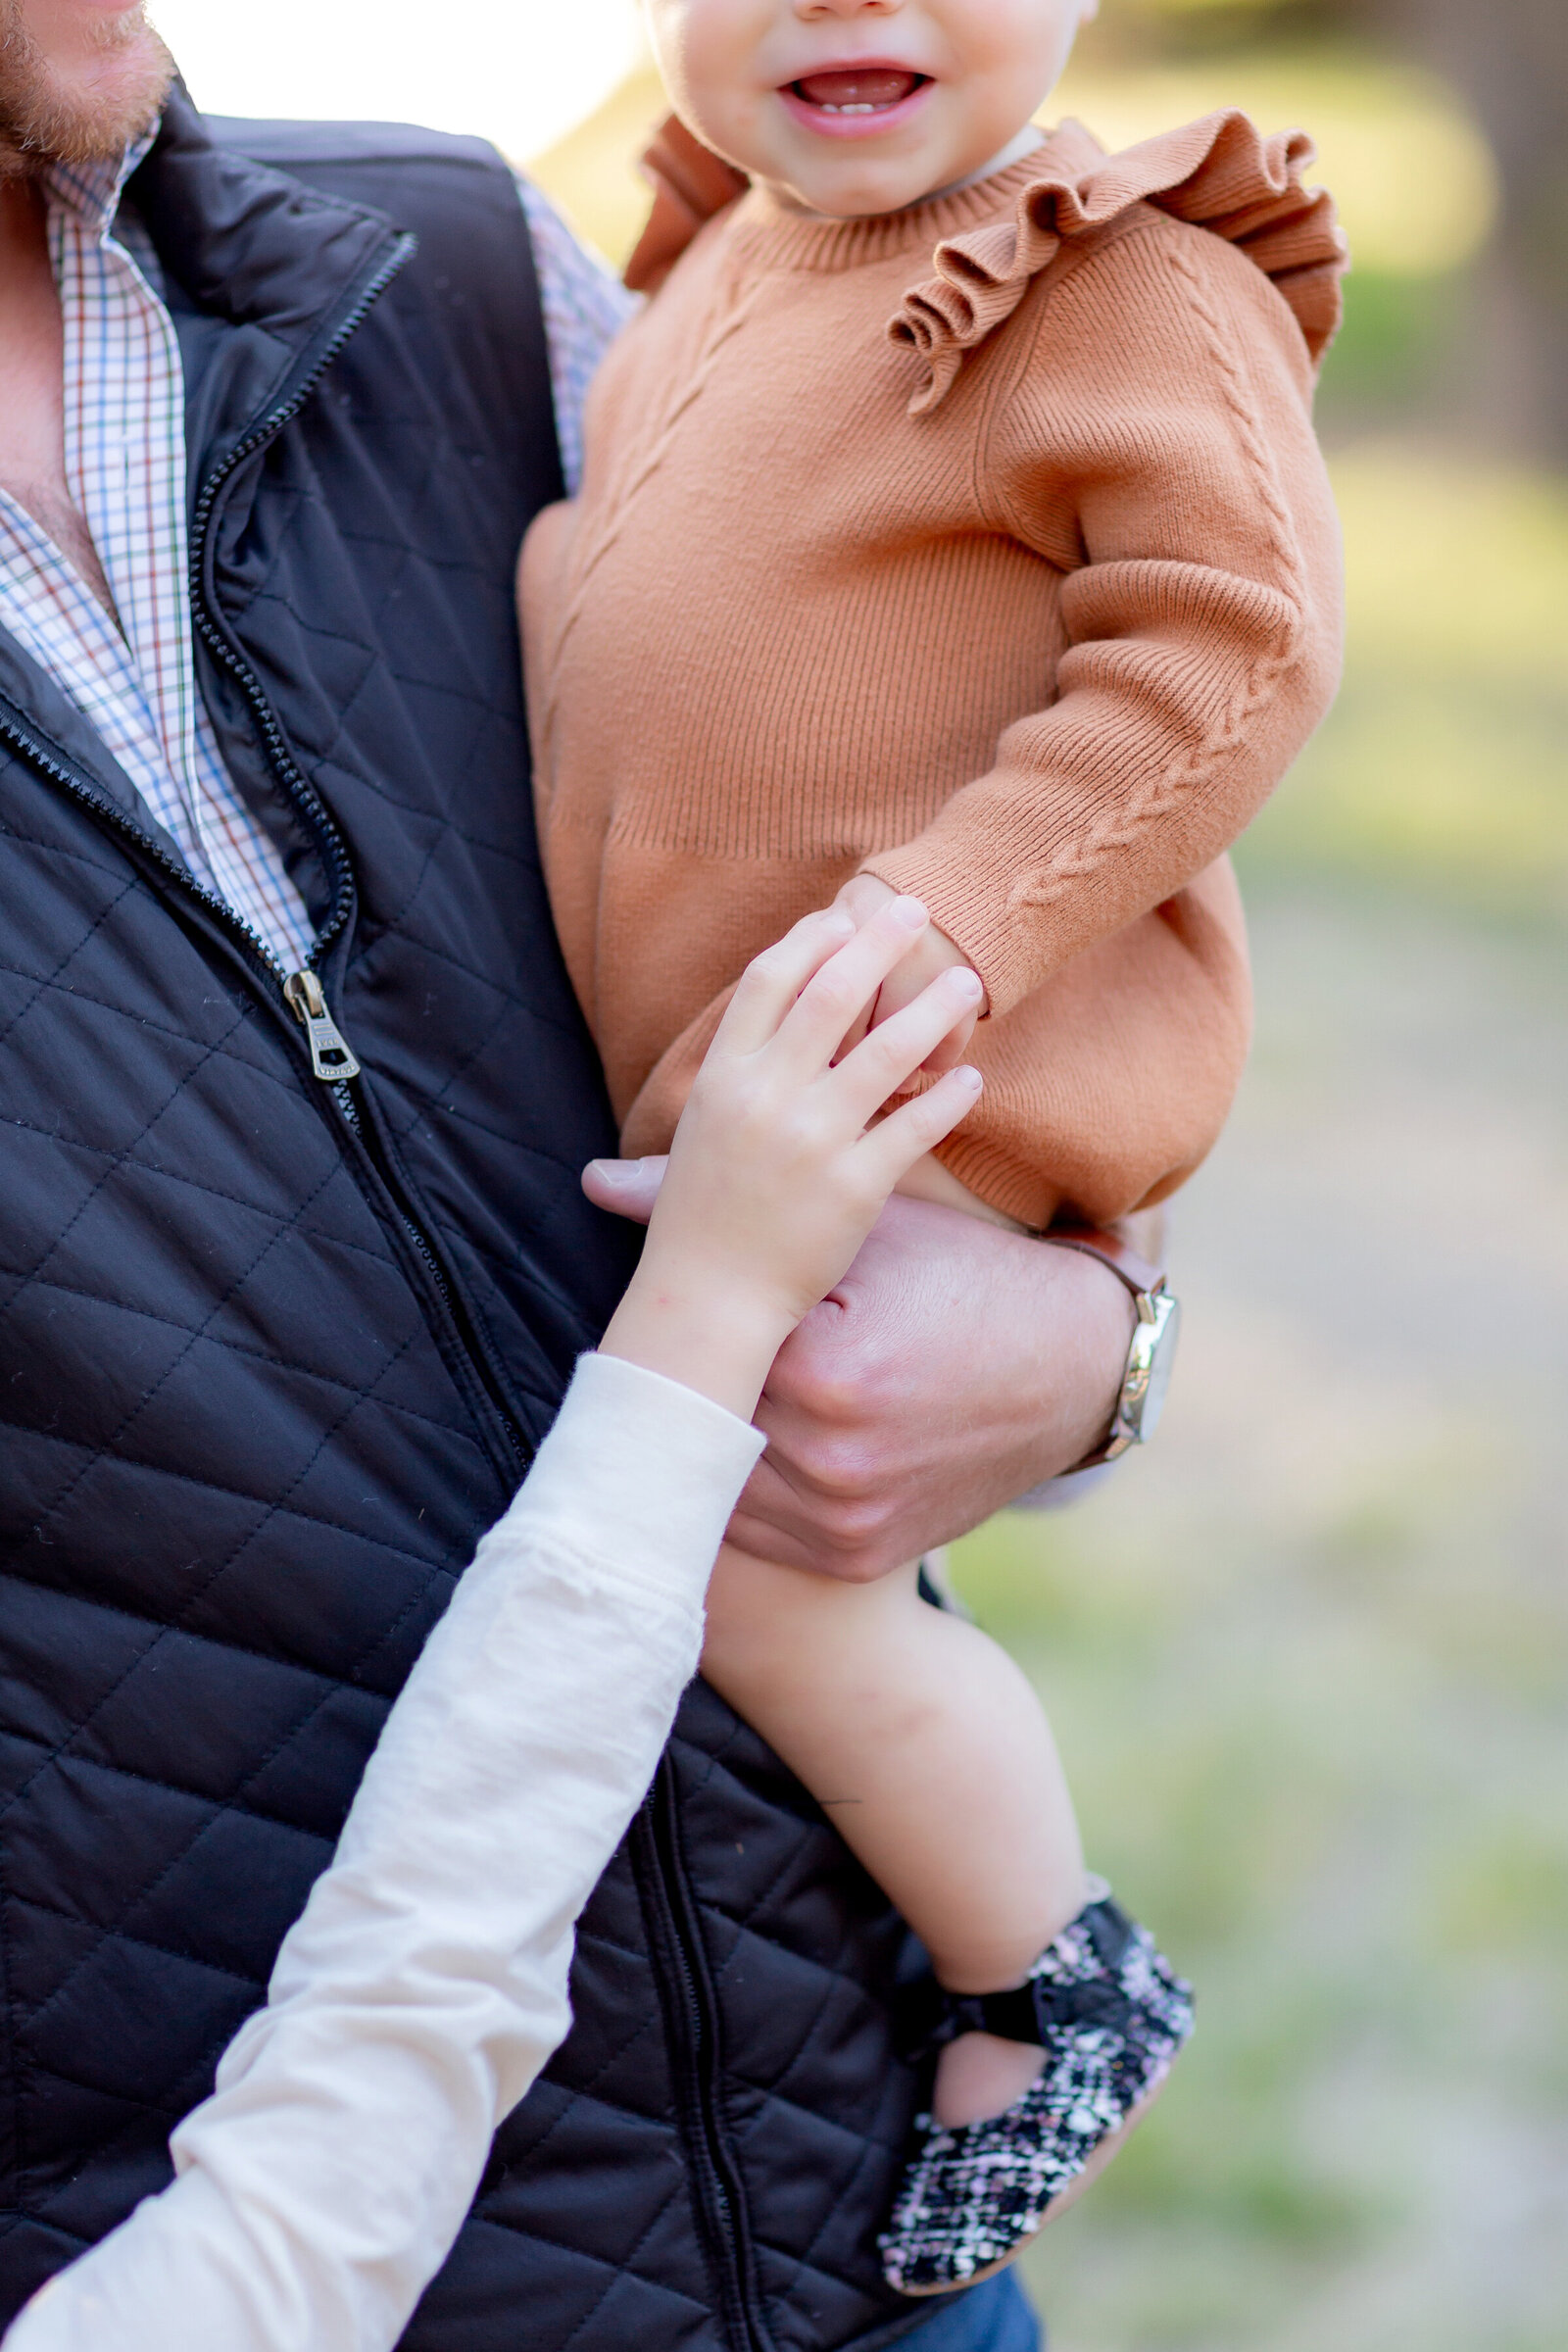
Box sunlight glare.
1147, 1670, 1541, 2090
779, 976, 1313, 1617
149, 0, 643, 162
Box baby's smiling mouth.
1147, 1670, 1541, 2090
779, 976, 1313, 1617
787, 69, 931, 118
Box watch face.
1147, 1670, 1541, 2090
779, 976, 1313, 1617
1135, 1294, 1181, 1444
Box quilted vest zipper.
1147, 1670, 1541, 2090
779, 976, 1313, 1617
282, 967, 361, 1080
182, 233, 416, 980
0, 235, 530, 1475
179, 229, 529, 1472
635, 1757, 774, 2352
0, 691, 525, 1474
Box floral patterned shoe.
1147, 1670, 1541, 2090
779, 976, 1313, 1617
879, 1882, 1194, 2296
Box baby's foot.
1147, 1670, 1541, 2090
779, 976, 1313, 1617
932, 2027, 1045, 2128
880, 1885, 1194, 2297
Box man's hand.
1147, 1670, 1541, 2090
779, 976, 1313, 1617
583, 1160, 1136, 1581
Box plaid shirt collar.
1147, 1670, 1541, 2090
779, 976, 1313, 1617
41, 125, 157, 236
0, 124, 318, 971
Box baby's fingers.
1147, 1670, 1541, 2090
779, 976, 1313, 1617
857, 1066, 984, 1194
834, 963, 984, 1123
912, 1004, 980, 1078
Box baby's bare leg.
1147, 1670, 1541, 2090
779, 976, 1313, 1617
702, 1542, 1087, 2123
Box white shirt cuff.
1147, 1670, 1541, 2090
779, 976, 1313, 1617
521, 1349, 767, 1600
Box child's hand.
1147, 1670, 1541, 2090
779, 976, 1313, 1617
831, 874, 987, 1076
599, 897, 984, 1419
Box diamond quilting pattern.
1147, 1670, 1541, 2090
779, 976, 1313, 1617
0, 116, 592, 2320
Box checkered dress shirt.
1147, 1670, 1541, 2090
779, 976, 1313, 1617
0, 135, 633, 974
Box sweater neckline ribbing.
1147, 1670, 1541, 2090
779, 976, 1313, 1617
727, 138, 1070, 272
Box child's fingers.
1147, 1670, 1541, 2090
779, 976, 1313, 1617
830, 995, 878, 1065
857, 1065, 985, 1193
913, 1007, 980, 1078
832, 964, 985, 1121
717, 907, 857, 1054
773, 896, 934, 1073
819, 880, 884, 1059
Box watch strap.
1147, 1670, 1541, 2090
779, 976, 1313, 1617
1043, 1226, 1168, 1474
1043, 1224, 1164, 1302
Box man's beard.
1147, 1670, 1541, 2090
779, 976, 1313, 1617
0, 3, 175, 175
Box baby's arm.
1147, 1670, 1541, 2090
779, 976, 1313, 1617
861, 220, 1344, 1026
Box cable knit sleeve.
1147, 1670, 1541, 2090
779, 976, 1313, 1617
863, 207, 1345, 1017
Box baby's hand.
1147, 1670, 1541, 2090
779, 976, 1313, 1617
832, 874, 987, 1076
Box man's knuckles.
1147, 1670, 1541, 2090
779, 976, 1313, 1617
769, 1315, 902, 1417
772, 1414, 889, 1493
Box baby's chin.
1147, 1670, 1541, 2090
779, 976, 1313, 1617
758, 136, 987, 220
733, 83, 1038, 221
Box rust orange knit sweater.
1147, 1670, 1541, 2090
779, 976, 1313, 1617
520, 111, 1347, 1227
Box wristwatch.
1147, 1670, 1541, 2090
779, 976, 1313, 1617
1044, 1226, 1182, 1468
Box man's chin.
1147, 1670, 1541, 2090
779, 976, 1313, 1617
0, 5, 176, 174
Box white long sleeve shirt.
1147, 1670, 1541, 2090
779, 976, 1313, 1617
4, 1352, 764, 2352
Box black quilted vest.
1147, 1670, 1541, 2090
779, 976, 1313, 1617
0, 94, 934, 2349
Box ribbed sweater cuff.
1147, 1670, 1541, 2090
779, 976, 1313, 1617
859, 842, 1041, 1017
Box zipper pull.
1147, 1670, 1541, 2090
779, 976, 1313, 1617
283, 969, 362, 1082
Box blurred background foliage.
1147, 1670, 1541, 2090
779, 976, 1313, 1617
532, 7, 1568, 2345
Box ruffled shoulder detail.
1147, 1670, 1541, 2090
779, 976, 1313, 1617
624, 115, 749, 295
891, 110, 1348, 415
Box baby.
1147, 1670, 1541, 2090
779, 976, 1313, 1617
521, 0, 1345, 2296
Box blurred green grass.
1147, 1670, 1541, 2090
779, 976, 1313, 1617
950, 1201, 1568, 2347
948, 885, 1568, 2344
1243, 445, 1568, 919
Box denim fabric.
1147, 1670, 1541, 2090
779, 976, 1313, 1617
906, 2273, 1044, 2351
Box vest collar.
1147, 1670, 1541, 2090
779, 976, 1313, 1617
129, 84, 406, 349
126, 86, 416, 501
